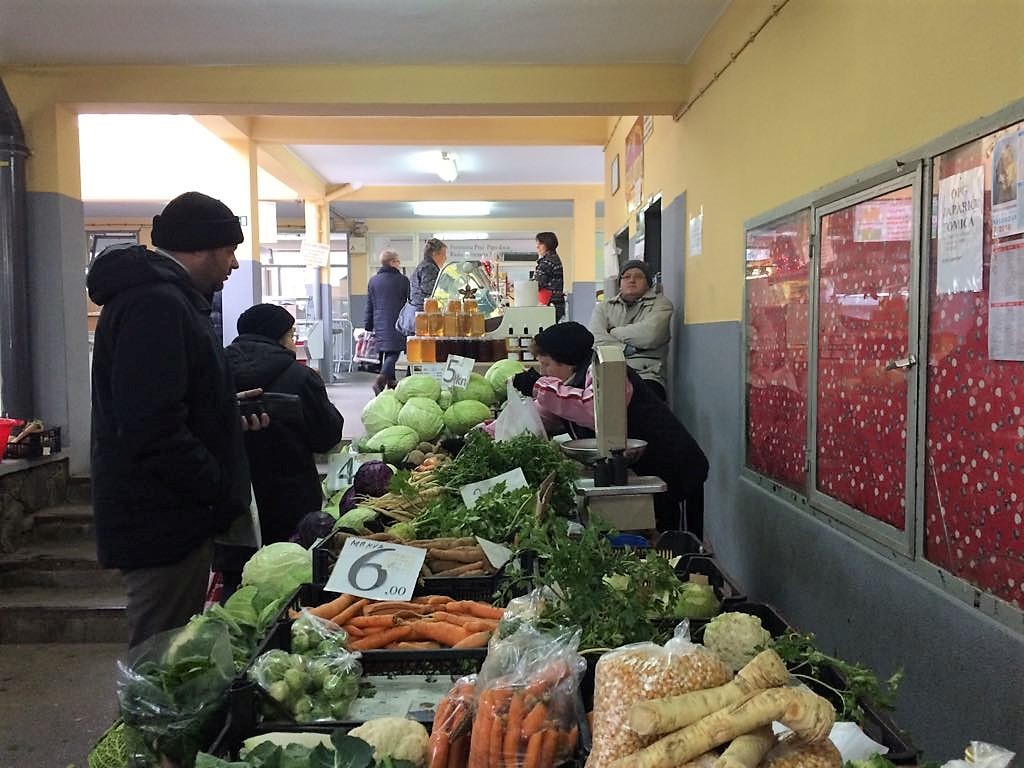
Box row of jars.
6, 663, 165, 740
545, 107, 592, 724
414, 298, 486, 338
407, 336, 510, 364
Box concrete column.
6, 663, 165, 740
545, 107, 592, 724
570, 190, 600, 324
8, 93, 91, 474
304, 200, 332, 379
218, 139, 261, 346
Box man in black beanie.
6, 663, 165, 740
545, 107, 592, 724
87, 191, 265, 648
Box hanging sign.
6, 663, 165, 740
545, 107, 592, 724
936, 166, 984, 294
325, 537, 426, 600
624, 117, 645, 215
300, 239, 331, 268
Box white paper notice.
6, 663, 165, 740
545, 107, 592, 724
937, 167, 984, 294
688, 208, 703, 257
459, 468, 528, 509
991, 131, 1024, 239
988, 240, 1024, 361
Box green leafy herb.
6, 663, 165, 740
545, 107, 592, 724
413, 483, 535, 542
773, 631, 903, 722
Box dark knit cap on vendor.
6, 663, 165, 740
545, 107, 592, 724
619, 259, 652, 283
237, 303, 295, 341
533, 322, 595, 368
151, 191, 245, 252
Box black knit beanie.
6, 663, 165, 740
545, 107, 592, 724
237, 303, 295, 341
151, 191, 245, 252
533, 322, 594, 368
619, 259, 652, 283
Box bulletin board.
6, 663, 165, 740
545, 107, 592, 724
744, 211, 811, 491
925, 121, 1024, 608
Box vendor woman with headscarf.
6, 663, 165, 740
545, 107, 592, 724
512, 322, 709, 535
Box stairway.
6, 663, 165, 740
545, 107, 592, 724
0, 503, 129, 643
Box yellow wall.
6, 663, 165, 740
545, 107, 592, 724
604, 0, 1024, 324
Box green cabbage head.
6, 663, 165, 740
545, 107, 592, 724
453, 372, 495, 406
395, 374, 441, 404
484, 359, 526, 404
361, 390, 402, 436
363, 425, 420, 464
397, 397, 444, 442
443, 400, 492, 435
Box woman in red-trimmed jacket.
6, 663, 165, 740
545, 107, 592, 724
512, 322, 709, 536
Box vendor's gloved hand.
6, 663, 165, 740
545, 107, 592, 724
512, 368, 541, 397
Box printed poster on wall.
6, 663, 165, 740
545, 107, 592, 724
624, 117, 645, 215
936, 166, 984, 294
688, 207, 703, 257
991, 131, 1024, 238
988, 239, 1024, 361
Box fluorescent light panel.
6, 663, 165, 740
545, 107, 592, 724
412, 201, 492, 217
434, 231, 489, 240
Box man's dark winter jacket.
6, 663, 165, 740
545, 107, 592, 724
225, 335, 344, 543
365, 265, 409, 352
88, 245, 250, 569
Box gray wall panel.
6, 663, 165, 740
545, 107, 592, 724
27, 192, 89, 475
350, 294, 367, 329
569, 281, 597, 325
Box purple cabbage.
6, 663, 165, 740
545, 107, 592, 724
353, 461, 394, 497
340, 486, 360, 514
290, 511, 337, 548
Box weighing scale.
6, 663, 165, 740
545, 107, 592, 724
560, 346, 666, 531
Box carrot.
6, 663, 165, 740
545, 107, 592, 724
364, 601, 436, 616
411, 620, 472, 647
342, 624, 366, 638
521, 702, 548, 740
488, 709, 504, 768
503, 694, 525, 766
463, 619, 499, 634
394, 641, 442, 650
350, 614, 400, 629
307, 593, 356, 619
453, 630, 491, 649
522, 730, 544, 768
445, 601, 504, 621
434, 561, 489, 576
332, 598, 369, 627
469, 691, 494, 767
448, 735, 470, 768
539, 728, 558, 767
558, 725, 578, 758
433, 611, 472, 627
350, 624, 413, 650
428, 730, 449, 768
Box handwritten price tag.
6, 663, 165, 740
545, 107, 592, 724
441, 354, 475, 390
324, 537, 426, 600
459, 468, 528, 509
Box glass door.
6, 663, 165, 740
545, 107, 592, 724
808, 172, 923, 554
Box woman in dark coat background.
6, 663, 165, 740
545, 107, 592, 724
365, 249, 410, 393
225, 303, 345, 543
409, 237, 447, 310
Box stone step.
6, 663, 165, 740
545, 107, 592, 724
67, 474, 92, 504
0, 537, 117, 589
29, 504, 95, 541
0, 586, 128, 643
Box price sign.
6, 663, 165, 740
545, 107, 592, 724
324, 537, 426, 600
459, 467, 528, 509
441, 354, 475, 390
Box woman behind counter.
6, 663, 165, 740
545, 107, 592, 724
512, 322, 709, 536
397, 237, 448, 336
534, 231, 565, 322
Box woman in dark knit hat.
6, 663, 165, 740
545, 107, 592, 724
512, 321, 709, 536
225, 304, 344, 543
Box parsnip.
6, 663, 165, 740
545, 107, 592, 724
713, 727, 774, 768
613, 688, 835, 768
629, 649, 790, 736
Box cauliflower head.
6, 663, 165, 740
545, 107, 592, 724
348, 717, 429, 767
702, 612, 773, 672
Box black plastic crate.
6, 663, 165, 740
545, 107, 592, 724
679, 555, 744, 600
4, 426, 61, 459
653, 530, 711, 563
312, 541, 505, 603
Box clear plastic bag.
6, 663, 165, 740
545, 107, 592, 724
116, 619, 235, 767
466, 623, 585, 768
248, 610, 362, 723
942, 742, 1016, 768
586, 637, 732, 768
428, 674, 479, 768
494, 379, 548, 441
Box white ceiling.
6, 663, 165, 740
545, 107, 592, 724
0, 0, 730, 66
290, 145, 604, 186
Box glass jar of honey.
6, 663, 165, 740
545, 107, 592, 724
414, 312, 429, 336
443, 312, 460, 337
462, 298, 478, 313
447, 299, 463, 315
458, 312, 473, 337
424, 298, 440, 314
406, 337, 422, 363
420, 337, 436, 363
427, 312, 444, 336
469, 313, 486, 337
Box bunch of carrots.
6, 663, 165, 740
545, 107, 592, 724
298, 593, 504, 651
426, 660, 578, 768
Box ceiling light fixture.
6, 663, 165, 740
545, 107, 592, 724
437, 151, 458, 183
434, 231, 489, 240
412, 201, 492, 217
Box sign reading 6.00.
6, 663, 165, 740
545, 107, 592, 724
324, 537, 427, 600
